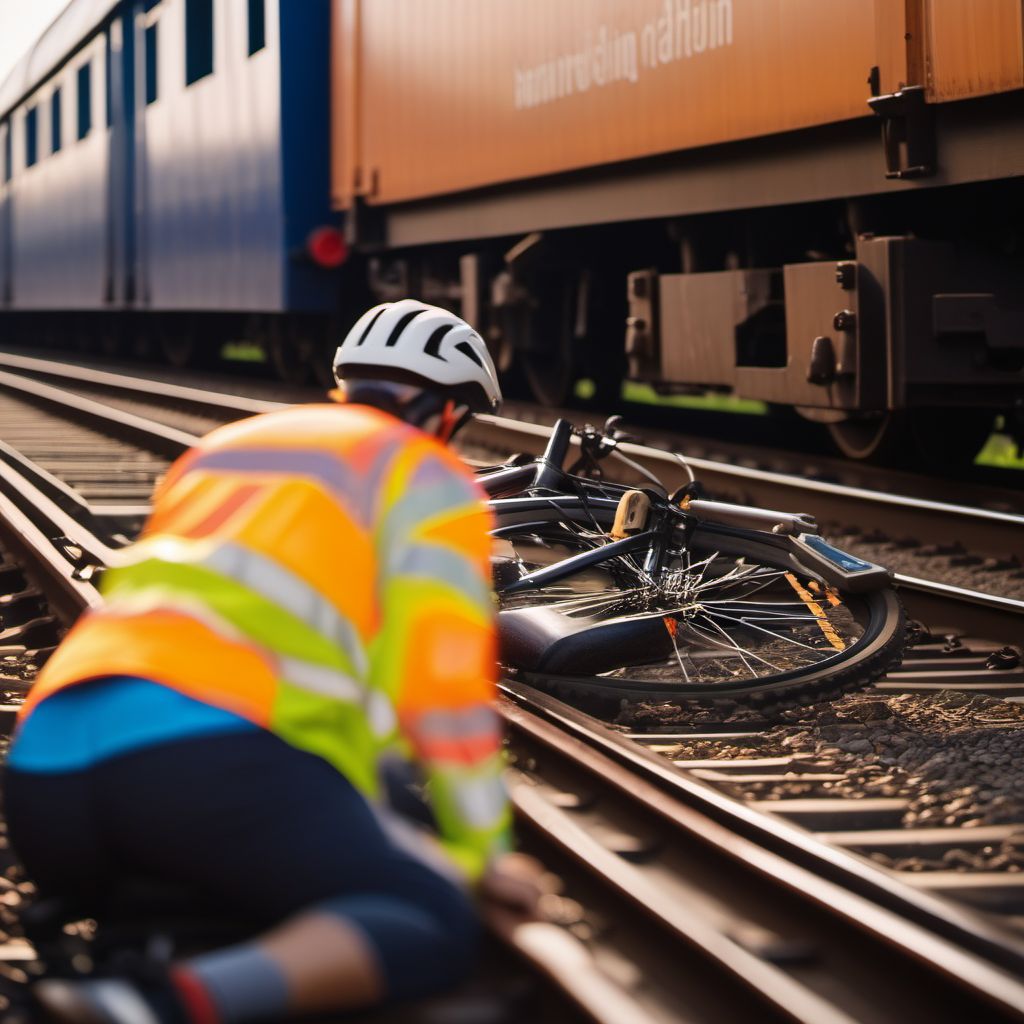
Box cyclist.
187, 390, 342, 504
5, 300, 540, 1023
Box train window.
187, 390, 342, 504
3, 126, 11, 183
25, 107, 38, 167
51, 88, 62, 154
185, 0, 214, 85
105, 27, 115, 127
77, 63, 92, 140
248, 0, 265, 55
145, 23, 159, 104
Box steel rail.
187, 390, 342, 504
0, 352, 285, 418
506, 772, 858, 1023
470, 413, 1024, 527
500, 679, 1024, 980
501, 689, 1024, 1021
0, 369, 199, 459
0, 479, 102, 626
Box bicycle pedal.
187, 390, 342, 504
610, 490, 651, 538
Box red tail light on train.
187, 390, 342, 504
307, 226, 348, 269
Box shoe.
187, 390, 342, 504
33, 978, 171, 1024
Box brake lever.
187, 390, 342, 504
603, 414, 640, 446
568, 423, 618, 478
670, 480, 707, 506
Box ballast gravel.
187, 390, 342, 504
619, 690, 1024, 872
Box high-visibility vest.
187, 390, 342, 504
21, 404, 510, 878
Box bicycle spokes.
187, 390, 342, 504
496, 526, 865, 686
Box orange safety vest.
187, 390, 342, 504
22, 403, 511, 878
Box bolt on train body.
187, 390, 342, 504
1, 0, 1022, 461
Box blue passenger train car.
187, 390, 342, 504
0, 0, 340, 382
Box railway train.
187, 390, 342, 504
1, 0, 1022, 461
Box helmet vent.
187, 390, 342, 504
454, 340, 485, 367
355, 306, 387, 346
424, 323, 456, 358
385, 309, 427, 347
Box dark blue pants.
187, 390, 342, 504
4, 730, 479, 1000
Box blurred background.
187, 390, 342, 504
0, 0, 1021, 471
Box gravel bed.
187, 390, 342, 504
0, 655, 46, 688
622, 690, 1024, 872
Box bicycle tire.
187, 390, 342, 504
491, 499, 905, 710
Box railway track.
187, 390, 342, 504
0, 358, 1021, 1018
501, 682, 1024, 1021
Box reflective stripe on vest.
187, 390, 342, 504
100, 588, 397, 741
113, 535, 368, 678
450, 771, 509, 832
184, 447, 396, 527
409, 705, 501, 764
278, 655, 396, 738
389, 542, 492, 611
379, 462, 482, 550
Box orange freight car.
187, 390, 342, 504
332, 0, 1024, 462
334, 0, 1022, 205
337, 0, 876, 206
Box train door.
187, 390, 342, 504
1, 120, 10, 307
132, 2, 157, 308
107, 12, 138, 306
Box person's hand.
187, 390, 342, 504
477, 852, 550, 918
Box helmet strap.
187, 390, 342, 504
435, 401, 458, 443
339, 379, 474, 440
438, 403, 473, 444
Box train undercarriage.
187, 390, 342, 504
365, 171, 1024, 465
5, 144, 1024, 467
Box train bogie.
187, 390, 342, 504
628, 236, 1024, 459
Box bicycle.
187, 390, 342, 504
478, 417, 905, 708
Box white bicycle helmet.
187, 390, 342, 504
334, 299, 502, 413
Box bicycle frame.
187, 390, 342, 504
478, 417, 892, 595
497, 528, 658, 595
481, 427, 685, 593
478, 419, 592, 499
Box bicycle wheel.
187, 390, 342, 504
492, 501, 905, 707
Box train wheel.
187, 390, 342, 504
269, 322, 312, 386
161, 333, 196, 369
827, 413, 910, 462
522, 350, 575, 407
521, 276, 577, 407
828, 409, 994, 464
